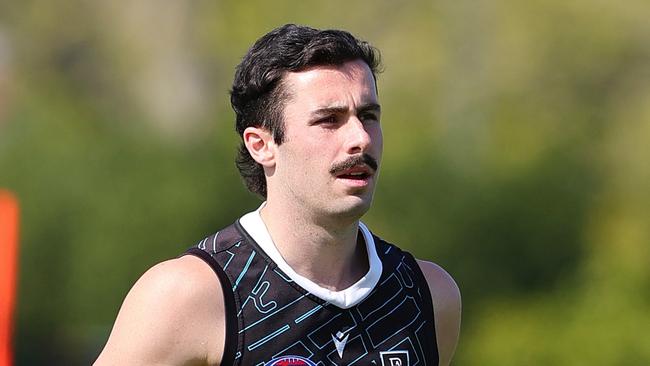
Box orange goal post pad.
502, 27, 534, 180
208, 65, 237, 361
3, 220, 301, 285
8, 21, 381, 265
0, 190, 18, 366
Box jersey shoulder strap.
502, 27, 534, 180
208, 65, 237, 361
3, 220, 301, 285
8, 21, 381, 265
183, 222, 243, 366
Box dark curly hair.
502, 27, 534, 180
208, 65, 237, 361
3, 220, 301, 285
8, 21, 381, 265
230, 24, 381, 198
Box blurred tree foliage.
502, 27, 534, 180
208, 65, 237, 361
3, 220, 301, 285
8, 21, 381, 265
0, 0, 649, 365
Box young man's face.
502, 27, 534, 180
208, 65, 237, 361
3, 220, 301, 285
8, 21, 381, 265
271, 59, 383, 222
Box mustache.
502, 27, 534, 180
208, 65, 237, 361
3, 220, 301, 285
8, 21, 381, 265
329, 154, 378, 175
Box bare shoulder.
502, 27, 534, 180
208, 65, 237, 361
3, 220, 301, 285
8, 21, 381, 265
416, 260, 461, 311
416, 259, 461, 366
94, 255, 225, 366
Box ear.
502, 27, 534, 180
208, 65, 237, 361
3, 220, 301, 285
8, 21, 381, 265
243, 126, 276, 168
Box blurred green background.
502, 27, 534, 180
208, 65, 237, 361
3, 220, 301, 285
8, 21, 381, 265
1, 0, 649, 365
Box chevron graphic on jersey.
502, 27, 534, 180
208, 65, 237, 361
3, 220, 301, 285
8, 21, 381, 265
331, 328, 352, 358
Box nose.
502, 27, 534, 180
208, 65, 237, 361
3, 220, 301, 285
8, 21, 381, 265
345, 117, 372, 154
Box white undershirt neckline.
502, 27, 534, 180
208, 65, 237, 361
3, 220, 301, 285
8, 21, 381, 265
238, 204, 383, 309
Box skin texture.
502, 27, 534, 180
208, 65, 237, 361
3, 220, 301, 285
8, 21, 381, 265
94, 60, 461, 366
249, 60, 383, 290
94, 255, 226, 366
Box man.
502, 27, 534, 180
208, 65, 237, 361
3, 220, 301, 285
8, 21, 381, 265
95, 24, 460, 366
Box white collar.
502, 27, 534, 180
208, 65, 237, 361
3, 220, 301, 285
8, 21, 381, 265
238, 203, 382, 309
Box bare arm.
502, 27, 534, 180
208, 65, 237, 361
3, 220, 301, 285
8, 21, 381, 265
417, 260, 462, 366
94, 255, 226, 366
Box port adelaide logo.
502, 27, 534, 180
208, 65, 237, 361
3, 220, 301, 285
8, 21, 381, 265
264, 355, 317, 366
380, 350, 410, 366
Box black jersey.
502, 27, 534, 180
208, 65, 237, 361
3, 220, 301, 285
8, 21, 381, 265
185, 217, 438, 366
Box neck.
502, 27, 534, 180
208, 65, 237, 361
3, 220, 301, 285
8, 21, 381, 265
259, 200, 369, 291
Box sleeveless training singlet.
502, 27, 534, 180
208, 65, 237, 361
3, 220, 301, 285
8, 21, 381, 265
185, 210, 438, 366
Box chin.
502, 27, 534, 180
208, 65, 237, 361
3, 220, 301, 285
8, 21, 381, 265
331, 195, 374, 220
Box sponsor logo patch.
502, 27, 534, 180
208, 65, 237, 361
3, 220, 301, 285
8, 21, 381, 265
264, 355, 317, 366
380, 350, 410, 366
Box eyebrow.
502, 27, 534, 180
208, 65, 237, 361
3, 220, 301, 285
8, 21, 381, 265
358, 103, 382, 115
311, 102, 381, 117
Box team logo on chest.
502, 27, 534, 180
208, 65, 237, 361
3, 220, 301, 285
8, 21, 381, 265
264, 355, 317, 366
380, 350, 410, 366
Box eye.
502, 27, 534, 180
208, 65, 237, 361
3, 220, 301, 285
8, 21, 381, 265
315, 115, 339, 125
359, 112, 379, 123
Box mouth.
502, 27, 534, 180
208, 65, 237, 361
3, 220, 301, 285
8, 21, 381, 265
330, 154, 378, 188
335, 165, 373, 181
333, 165, 376, 189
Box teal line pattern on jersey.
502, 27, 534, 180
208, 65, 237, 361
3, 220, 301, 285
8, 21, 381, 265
273, 268, 294, 282
359, 273, 404, 321
294, 303, 324, 324
247, 324, 291, 351
233, 251, 256, 290
197, 238, 208, 250
274, 341, 315, 360
210, 231, 220, 253
368, 296, 421, 348
237, 265, 277, 317
223, 251, 236, 270
413, 320, 427, 364
240, 294, 307, 333
388, 335, 420, 365
253, 264, 270, 291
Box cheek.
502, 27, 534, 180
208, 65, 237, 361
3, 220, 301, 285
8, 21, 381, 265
283, 143, 324, 177
370, 126, 383, 153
